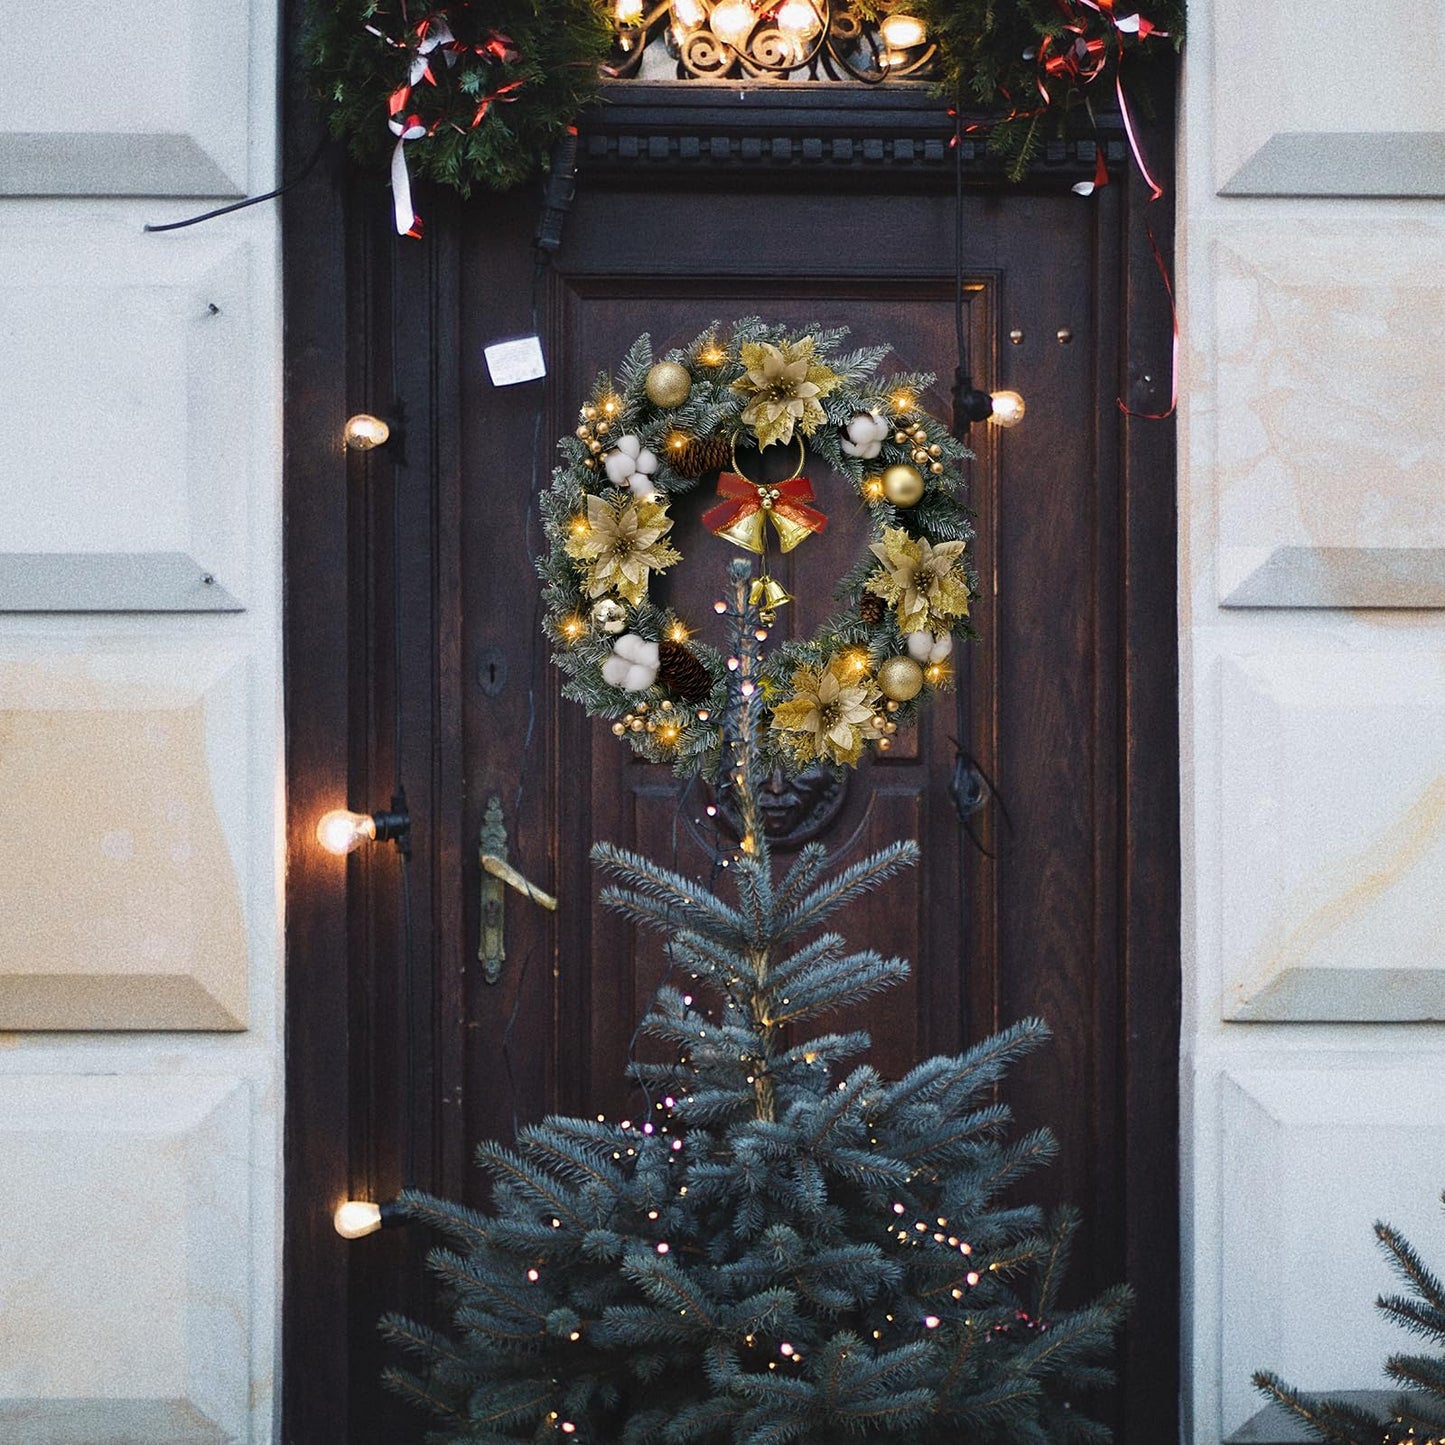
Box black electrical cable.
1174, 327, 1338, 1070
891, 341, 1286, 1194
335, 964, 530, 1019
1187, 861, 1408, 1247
144, 135, 328, 233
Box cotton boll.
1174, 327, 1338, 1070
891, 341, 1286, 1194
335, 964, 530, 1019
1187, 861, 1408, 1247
841, 412, 890, 460
605, 450, 636, 484
906, 631, 953, 664
603, 633, 661, 691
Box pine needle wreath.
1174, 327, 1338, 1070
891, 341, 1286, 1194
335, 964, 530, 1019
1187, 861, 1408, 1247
303, 0, 611, 198
538, 318, 979, 779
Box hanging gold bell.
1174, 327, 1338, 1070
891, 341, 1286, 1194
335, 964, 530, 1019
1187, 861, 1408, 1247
749, 574, 793, 621
714, 507, 767, 555
765, 505, 816, 554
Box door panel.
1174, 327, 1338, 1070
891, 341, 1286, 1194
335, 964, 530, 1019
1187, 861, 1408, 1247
283, 65, 1179, 1445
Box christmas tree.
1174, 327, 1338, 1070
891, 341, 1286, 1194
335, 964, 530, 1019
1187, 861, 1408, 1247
1254, 1195, 1445, 1444
382, 564, 1129, 1443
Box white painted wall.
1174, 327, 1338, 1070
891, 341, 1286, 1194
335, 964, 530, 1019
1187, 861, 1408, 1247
1180, 1, 1445, 1438
0, 1, 283, 1440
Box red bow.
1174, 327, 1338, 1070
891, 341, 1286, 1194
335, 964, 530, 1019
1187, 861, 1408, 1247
703, 473, 827, 555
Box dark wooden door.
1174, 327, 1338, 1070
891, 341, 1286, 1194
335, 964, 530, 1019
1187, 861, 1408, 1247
283, 67, 1178, 1445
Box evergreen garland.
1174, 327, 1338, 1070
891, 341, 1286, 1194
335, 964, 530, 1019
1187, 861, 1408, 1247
925, 0, 1186, 178
1255, 1195, 1445, 1444
303, 0, 611, 196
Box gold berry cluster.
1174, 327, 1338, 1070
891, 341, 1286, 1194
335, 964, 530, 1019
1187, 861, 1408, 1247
895, 421, 946, 476
610, 698, 693, 747
575, 394, 623, 470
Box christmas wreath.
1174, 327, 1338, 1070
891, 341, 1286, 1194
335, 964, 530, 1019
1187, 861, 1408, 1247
538, 319, 978, 776
303, 0, 611, 232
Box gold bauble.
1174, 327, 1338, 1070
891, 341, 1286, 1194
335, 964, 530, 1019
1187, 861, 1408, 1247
881, 463, 925, 507
877, 655, 925, 702
645, 360, 692, 409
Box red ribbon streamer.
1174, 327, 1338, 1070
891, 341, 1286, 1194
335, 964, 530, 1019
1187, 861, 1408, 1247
702, 473, 828, 545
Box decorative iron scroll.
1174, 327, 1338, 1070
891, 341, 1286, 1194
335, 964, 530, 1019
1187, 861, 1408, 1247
611, 0, 938, 83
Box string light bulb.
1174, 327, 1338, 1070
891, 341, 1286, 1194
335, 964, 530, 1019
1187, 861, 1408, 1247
952, 367, 1027, 433
988, 389, 1026, 428
775, 0, 821, 35
316, 802, 411, 856
710, 0, 755, 45
333, 1199, 401, 1239
879, 12, 926, 46
343, 413, 390, 450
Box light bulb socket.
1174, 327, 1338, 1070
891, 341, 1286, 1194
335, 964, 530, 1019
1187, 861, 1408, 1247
373, 798, 412, 859
951, 369, 994, 434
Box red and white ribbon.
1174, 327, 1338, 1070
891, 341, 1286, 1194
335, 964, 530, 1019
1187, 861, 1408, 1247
388, 112, 428, 236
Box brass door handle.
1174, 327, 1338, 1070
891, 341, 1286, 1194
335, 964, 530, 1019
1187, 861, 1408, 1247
478, 796, 557, 985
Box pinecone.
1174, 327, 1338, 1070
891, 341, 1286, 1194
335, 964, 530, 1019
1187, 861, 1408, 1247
859, 592, 886, 625
667, 434, 732, 479
658, 639, 713, 703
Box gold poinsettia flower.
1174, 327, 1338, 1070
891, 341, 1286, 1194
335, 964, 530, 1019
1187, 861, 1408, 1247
731, 337, 841, 449
865, 526, 971, 634
565, 492, 681, 605
770, 656, 881, 767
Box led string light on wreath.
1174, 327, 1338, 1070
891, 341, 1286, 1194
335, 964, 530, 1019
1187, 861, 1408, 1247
539, 318, 1002, 777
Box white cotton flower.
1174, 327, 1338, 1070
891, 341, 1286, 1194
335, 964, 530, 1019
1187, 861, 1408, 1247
601, 632, 660, 692
603, 435, 661, 498
840, 412, 890, 460
906, 631, 954, 664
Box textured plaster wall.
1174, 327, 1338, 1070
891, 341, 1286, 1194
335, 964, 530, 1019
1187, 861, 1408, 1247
0, 1, 283, 1440
1180, 0, 1445, 1438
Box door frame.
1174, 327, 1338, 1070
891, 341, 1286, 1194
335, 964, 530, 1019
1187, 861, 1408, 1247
280, 32, 1179, 1443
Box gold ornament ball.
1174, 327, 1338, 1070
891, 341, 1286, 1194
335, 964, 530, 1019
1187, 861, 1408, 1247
877, 655, 925, 702
881, 463, 925, 507
645, 360, 692, 409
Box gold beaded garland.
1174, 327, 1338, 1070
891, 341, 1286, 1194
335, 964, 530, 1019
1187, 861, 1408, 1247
877, 655, 925, 701
645, 360, 692, 409
881, 463, 925, 507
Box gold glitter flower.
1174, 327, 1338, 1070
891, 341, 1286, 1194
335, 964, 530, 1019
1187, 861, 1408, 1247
770, 656, 880, 767
565, 493, 681, 606
731, 337, 840, 449
865, 526, 971, 634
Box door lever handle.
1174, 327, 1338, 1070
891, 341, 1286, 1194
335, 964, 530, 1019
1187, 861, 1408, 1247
480, 853, 558, 912
478, 796, 557, 986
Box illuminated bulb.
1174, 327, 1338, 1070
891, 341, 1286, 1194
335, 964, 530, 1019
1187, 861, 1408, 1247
561, 1424, 577, 1435
775, 0, 821, 34
989, 390, 1026, 428
673, 0, 706, 25
561, 615, 586, 642
924, 1315, 940, 1329
879, 12, 926, 47
699, 343, 726, 365
333, 1200, 383, 1239
667, 620, 691, 643
863, 476, 885, 502
656, 1241, 670, 1254
966, 1270, 980, 1286
710, 0, 755, 45
343, 413, 390, 450
616, 0, 645, 20
890, 390, 915, 414
527, 1268, 541, 1281
779, 1342, 795, 1356
317, 809, 376, 855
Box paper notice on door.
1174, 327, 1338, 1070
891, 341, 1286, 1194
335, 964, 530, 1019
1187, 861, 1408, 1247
484, 335, 547, 387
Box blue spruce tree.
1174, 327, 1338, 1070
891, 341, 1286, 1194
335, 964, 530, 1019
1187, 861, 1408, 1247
382, 563, 1129, 1443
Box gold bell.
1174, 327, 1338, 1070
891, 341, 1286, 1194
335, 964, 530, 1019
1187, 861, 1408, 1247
715, 509, 767, 555
768, 509, 815, 554
749, 575, 793, 622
